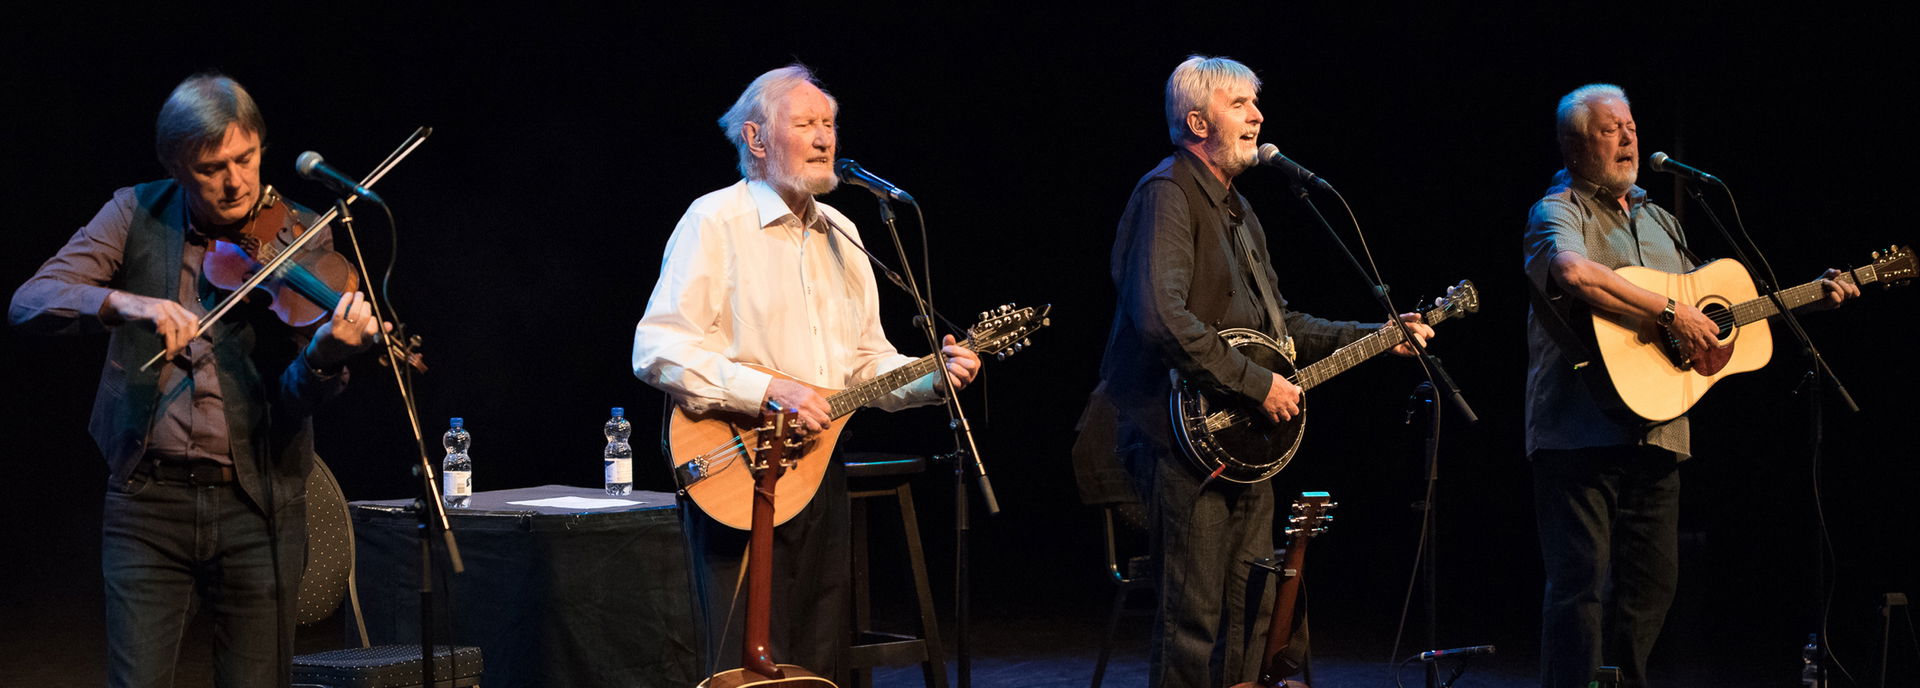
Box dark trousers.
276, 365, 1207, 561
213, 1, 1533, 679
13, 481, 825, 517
682, 455, 851, 684
1124, 432, 1278, 688
1532, 445, 1681, 688
102, 471, 298, 688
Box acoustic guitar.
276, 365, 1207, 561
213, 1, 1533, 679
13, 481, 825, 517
698, 404, 836, 688
1232, 492, 1334, 688
1171, 281, 1479, 484
1588, 246, 1912, 421
667, 304, 1050, 529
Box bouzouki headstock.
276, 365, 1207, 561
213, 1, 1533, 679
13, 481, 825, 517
963, 303, 1053, 361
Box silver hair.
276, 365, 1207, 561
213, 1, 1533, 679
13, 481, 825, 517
718, 64, 839, 179
1165, 55, 1260, 145
1555, 83, 1628, 160
155, 73, 265, 173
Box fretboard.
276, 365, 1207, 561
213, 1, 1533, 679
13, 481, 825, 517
1729, 267, 1877, 326
1295, 304, 1455, 391
826, 350, 948, 418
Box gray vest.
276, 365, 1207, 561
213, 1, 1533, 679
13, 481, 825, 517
96, 180, 311, 518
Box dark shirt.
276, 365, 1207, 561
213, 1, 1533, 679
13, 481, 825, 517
10, 185, 346, 466
1099, 149, 1367, 449
1523, 170, 1693, 458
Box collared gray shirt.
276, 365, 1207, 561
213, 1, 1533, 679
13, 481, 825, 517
1524, 170, 1694, 458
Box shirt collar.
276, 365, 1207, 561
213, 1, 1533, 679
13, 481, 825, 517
1175, 148, 1233, 207
1558, 168, 1647, 211
746, 178, 823, 231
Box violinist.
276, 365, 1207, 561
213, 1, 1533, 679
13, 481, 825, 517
9, 72, 383, 687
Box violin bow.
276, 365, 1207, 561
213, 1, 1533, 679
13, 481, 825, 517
139, 127, 433, 371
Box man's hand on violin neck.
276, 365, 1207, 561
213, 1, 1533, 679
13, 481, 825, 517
309, 291, 387, 369
102, 291, 196, 356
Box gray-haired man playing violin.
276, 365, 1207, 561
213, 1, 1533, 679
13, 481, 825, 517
10, 73, 383, 687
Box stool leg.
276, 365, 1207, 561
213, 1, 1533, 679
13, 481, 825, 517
851, 495, 873, 688
897, 485, 948, 688
1092, 583, 1129, 688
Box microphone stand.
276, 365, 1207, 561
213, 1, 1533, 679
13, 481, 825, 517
312, 128, 458, 688
1681, 179, 1855, 684
332, 196, 462, 688
1680, 183, 1857, 413
850, 192, 997, 688
1281, 180, 1480, 684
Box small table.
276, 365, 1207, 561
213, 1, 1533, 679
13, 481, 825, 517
350, 485, 699, 688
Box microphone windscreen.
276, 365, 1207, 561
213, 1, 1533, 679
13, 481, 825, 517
295, 151, 324, 177
1647, 151, 1671, 172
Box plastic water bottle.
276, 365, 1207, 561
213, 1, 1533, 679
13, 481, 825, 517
1800, 633, 1825, 687
604, 407, 632, 496
442, 418, 472, 508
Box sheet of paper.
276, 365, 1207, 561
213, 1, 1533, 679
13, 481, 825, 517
506, 496, 647, 509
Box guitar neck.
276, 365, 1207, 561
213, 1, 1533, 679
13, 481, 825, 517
1294, 304, 1452, 391
825, 349, 948, 419
1729, 266, 1878, 326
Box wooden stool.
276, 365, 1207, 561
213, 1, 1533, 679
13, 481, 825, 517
843, 452, 948, 688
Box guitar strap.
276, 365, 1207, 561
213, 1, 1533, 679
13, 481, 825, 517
1226, 196, 1291, 356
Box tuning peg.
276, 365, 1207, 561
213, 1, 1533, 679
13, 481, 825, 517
978, 311, 988, 321
995, 352, 1008, 361
998, 304, 1011, 313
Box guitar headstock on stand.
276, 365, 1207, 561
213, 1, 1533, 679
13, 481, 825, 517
751, 402, 803, 475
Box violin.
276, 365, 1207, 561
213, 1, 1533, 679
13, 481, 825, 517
202, 185, 426, 372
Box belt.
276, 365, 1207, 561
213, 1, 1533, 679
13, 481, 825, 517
141, 459, 237, 486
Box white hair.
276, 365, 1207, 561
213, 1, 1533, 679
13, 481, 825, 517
1165, 55, 1261, 145
1556, 83, 1629, 160
717, 64, 839, 179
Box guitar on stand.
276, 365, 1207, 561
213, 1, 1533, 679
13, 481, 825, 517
699, 403, 837, 688
1233, 492, 1335, 688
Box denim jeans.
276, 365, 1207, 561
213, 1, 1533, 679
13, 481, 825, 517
1532, 445, 1681, 688
1124, 432, 1278, 688
102, 471, 296, 688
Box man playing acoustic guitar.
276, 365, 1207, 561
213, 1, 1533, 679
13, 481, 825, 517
1523, 83, 1856, 688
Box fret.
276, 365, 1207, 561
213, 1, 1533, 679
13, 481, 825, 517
826, 353, 941, 419
1729, 269, 1870, 326
1295, 304, 1451, 391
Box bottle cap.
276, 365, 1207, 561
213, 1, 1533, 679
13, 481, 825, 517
450, 417, 464, 427
611, 407, 624, 417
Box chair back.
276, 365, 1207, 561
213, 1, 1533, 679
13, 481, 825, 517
297, 457, 354, 627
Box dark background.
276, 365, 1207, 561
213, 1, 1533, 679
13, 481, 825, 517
4, 3, 1915, 684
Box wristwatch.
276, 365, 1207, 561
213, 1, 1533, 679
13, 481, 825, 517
1657, 297, 1677, 326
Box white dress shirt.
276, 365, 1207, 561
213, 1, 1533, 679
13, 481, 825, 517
632, 179, 941, 415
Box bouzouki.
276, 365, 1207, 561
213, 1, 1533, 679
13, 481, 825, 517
667, 304, 1051, 529
1172, 281, 1480, 484
698, 403, 836, 688
1232, 492, 1334, 688
1588, 246, 1912, 421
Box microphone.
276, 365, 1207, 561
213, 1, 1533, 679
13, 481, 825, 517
295, 151, 384, 204
1257, 143, 1332, 191
1418, 645, 1496, 662
1647, 152, 1722, 185
834, 159, 914, 203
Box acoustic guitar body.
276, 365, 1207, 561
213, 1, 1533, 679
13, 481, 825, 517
699, 665, 838, 688
1595, 259, 1771, 422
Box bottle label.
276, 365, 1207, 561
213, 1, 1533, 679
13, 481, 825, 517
605, 458, 632, 484
444, 470, 472, 497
